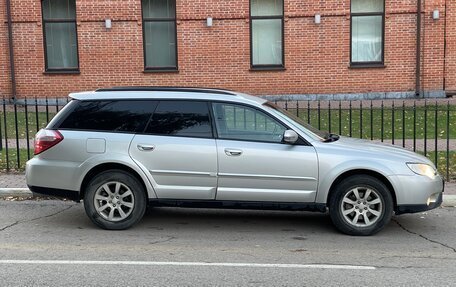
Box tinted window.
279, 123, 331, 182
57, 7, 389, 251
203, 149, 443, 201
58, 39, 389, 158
213, 103, 286, 143
145, 101, 212, 138
58, 100, 157, 132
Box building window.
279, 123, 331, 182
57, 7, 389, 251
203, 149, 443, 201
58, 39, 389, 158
42, 0, 79, 72
250, 0, 284, 69
142, 0, 177, 71
351, 0, 385, 66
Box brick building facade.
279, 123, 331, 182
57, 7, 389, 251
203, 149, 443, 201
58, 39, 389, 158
0, 0, 455, 100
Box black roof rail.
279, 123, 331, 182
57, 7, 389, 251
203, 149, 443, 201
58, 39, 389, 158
95, 86, 238, 96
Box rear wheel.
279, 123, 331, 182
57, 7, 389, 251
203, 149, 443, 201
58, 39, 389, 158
329, 175, 393, 236
84, 170, 147, 230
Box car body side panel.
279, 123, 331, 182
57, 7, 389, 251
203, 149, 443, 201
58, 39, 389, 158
129, 135, 218, 200
26, 130, 157, 199
216, 140, 319, 202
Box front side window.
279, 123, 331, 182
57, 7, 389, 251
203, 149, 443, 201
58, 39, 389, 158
42, 0, 79, 71
250, 0, 284, 68
145, 101, 212, 138
142, 0, 177, 70
213, 103, 286, 143
351, 0, 384, 65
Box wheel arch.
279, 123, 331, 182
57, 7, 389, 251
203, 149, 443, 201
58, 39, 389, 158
325, 169, 397, 209
80, 162, 152, 200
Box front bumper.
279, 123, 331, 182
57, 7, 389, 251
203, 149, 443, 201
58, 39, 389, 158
395, 192, 443, 214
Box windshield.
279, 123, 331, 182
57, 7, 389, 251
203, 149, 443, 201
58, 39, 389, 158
264, 102, 334, 141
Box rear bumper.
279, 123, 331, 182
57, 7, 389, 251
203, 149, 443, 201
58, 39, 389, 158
28, 185, 80, 201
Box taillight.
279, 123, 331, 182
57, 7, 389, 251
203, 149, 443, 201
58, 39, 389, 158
34, 129, 64, 155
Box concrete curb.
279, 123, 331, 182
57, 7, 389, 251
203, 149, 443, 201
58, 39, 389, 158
1, 188, 456, 207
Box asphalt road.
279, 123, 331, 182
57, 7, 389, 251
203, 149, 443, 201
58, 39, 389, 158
0, 200, 455, 286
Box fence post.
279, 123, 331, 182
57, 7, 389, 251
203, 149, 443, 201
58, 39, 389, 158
25, 97, 30, 160
3, 97, 9, 171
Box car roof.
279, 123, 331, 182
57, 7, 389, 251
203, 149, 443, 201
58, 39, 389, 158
69, 87, 267, 106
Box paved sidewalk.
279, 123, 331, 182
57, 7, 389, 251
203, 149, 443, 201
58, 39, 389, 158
1, 172, 455, 206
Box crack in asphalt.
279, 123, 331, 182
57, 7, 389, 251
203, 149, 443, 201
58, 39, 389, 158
392, 219, 456, 253
149, 236, 176, 245
0, 205, 74, 232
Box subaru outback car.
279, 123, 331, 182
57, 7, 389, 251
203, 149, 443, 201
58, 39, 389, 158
26, 87, 444, 235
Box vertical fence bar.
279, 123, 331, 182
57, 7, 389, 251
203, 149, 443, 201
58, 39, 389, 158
3, 97, 9, 170
55, 97, 59, 113
349, 101, 352, 137
285, 100, 288, 111
35, 96, 39, 133
328, 101, 331, 133
381, 101, 384, 142
413, 101, 416, 152
307, 100, 310, 124
402, 101, 405, 148
317, 100, 321, 130
370, 100, 373, 140
434, 101, 438, 167
24, 97, 30, 160
447, 101, 450, 180
359, 101, 363, 139
338, 100, 342, 135
296, 101, 299, 117
14, 100, 20, 169
424, 100, 427, 156
45, 97, 49, 123
392, 101, 395, 145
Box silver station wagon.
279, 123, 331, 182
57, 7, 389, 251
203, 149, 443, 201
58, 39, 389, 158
26, 87, 444, 235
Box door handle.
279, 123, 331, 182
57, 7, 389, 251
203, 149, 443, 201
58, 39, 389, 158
137, 144, 155, 151
225, 148, 242, 156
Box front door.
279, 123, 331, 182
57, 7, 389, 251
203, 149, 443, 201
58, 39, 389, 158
212, 102, 318, 202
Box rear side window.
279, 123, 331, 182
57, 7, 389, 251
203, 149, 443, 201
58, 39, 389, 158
57, 100, 157, 132
145, 101, 212, 138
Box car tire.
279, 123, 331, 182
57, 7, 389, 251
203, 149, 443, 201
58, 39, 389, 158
83, 169, 147, 230
329, 175, 393, 236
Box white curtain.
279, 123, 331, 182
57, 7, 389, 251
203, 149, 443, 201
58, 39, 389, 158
251, 0, 283, 16
351, 16, 382, 62
142, 0, 175, 18
351, 0, 384, 13
144, 22, 176, 68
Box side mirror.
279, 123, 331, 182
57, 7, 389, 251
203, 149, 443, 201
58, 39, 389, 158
283, 130, 299, 144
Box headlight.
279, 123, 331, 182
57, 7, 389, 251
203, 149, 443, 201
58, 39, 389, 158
406, 163, 437, 179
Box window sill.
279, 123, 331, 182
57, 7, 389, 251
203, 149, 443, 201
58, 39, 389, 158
249, 66, 286, 72
349, 64, 386, 69
143, 69, 179, 73
43, 70, 80, 75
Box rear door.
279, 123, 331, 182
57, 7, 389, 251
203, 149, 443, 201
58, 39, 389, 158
212, 102, 319, 202
129, 100, 218, 200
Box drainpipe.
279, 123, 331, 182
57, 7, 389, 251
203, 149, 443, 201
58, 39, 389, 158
6, 0, 17, 102
415, 0, 422, 97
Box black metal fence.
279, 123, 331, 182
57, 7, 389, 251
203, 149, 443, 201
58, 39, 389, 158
1, 97, 455, 181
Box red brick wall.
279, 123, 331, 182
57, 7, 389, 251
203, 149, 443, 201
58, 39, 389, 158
0, 0, 11, 98
0, 0, 453, 98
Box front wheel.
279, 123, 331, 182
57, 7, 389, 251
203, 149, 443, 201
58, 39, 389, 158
329, 175, 393, 236
84, 170, 147, 230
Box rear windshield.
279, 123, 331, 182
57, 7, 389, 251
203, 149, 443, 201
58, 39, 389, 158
54, 100, 157, 133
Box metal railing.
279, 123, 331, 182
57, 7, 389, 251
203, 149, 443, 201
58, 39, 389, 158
0, 97, 454, 181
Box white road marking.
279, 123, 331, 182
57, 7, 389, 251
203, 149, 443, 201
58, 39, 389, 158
0, 260, 376, 270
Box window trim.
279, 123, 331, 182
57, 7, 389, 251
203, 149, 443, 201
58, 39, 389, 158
210, 101, 311, 146
349, 0, 385, 67
249, 0, 285, 70
41, 0, 80, 73
141, 0, 178, 72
